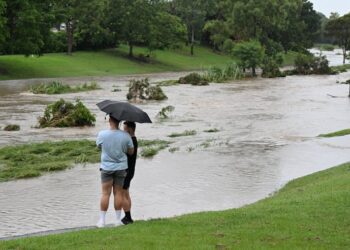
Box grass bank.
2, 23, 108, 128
0, 46, 232, 80
1, 162, 349, 249
0, 45, 297, 80
319, 129, 350, 138
0, 139, 170, 182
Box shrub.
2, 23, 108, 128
38, 99, 95, 128
232, 40, 265, 76
179, 73, 209, 86
261, 55, 286, 78
4, 124, 20, 131
127, 78, 167, 101
292, 53, 332, 75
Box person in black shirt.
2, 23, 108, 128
122, 121, 138, 225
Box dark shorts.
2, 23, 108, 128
123, 169, 134, 190
100, 169, 127, 187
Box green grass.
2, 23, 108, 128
1, 162, 349, 249
168, 130, 197, 138
282, 51, 298, 67
0, 45, 232, 80
319, 129, 350, 138
30, 81, 100, 95
0, 46, 298, 80
0, 139, 170, 182
331, 64, 350, 73
138, 140, 171, 158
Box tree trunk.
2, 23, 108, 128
66, 21, 74, 56
190, 25, 195, 56
129, 43, 134, 57
252, 67, 256, 77
342, 46, 346, 65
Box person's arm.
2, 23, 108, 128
96, 132, 103, 149
126, 135, 134, 156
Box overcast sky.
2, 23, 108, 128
310, 0, 350, 17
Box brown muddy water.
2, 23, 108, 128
0, 59, 350, 238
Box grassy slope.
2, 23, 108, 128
0, 46, 232, 80
1, 163, 349, 249
0, 45, 297, 80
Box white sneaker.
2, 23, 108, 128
114, 220, 124, 227
96, 219, 105, 228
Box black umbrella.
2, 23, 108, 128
96, 100, 152, 123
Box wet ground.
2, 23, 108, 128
0, 52, 349, 238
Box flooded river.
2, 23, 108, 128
0, 54, 350, 238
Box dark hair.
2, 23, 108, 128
124, 121, 136, 131
109, 115, 120, 126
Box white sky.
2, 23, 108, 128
310, 0, 350, 17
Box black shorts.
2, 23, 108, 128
123, 169, 134, 190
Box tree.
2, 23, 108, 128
108, 0, 156, 57
148, 12, 187, 52
170, 0, 214, 55
232, 40, 265, 77
1, 0, 53, 55
53, 0, 102, 55
0, 0, 6, 46
326, 14, 350, 64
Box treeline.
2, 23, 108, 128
0, 0, 328, 57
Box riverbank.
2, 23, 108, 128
0, 45, 297, 80
1, 162, 349, 249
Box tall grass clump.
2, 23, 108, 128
30, 81, 100, 95
203, 62, 243, 83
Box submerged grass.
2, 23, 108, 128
0, 139, 170, 182
139, 140, 171, 158
204, 128, 219, 133
319, 129, 350, 138
168, 130, 197, 138
2, 163, 349, 249
30, 81, 100, 95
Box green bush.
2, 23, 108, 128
38, 99, 96, 128
261, 55, 286, 78
4, 124, 20, 131
179, 73, 209, 86
127, 78, 167, 101
292, 53, 332, 75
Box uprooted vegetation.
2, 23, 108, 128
138, 139, 171, 158
30, 81, 100, 95
38, 99, 96, 128
3, 124, 20, 131
319, 129, 350, 138
157, 106, 175, 120
127, 78, 167, 101
179, 73, 209, 86
168, 130, 197, 138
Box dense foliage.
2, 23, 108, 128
30, 81, 100, 95
127, 78, 167, 101
38, 99, 96, 128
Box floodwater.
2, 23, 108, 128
0, 53, 350, 238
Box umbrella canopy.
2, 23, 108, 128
96, 100, 152, 123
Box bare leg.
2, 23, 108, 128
113, 185, 124, 211
100, 180, 113, 211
